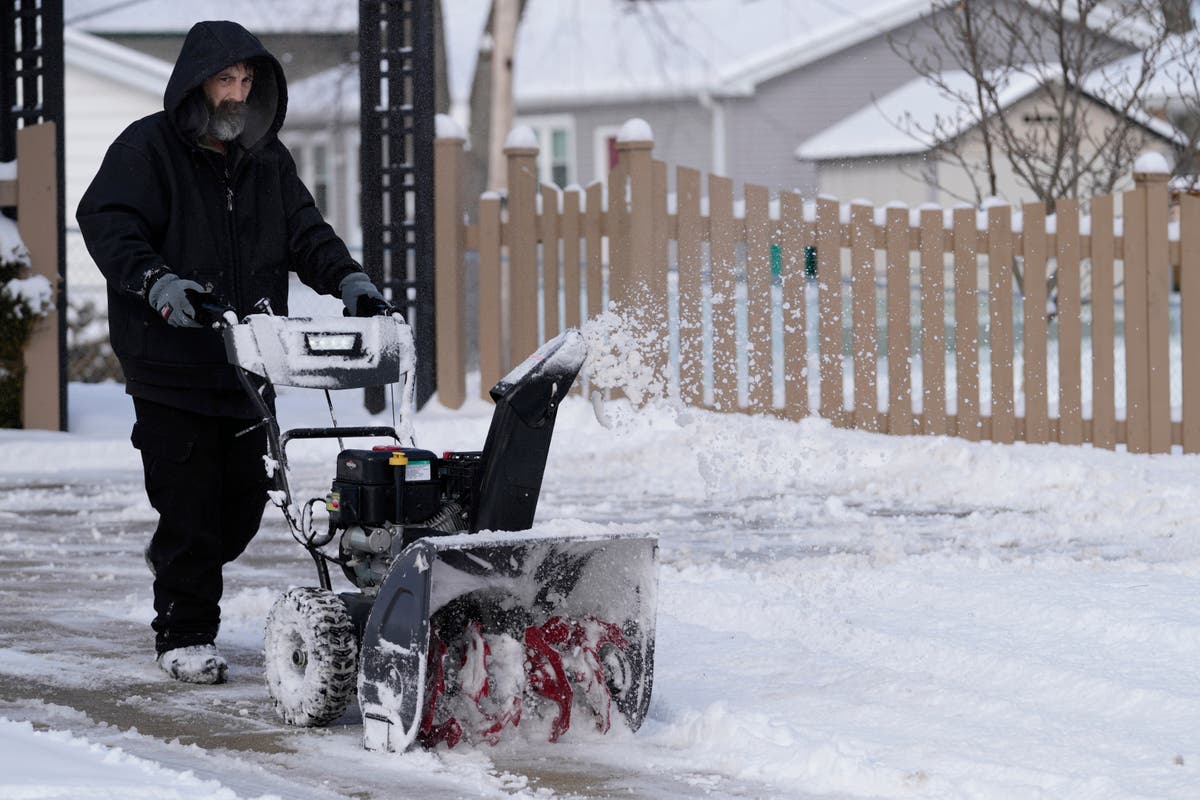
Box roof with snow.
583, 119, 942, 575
64, 27, 173, 97
510, 0, 933, 105
289, 0, 936, 120
63, 0, 357, 34
796, 65, 1187, 162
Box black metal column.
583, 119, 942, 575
1, 0, 66, 430
359, 0, 437, 410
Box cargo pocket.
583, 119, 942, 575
131, 421, 195, 464
131, 421, 197, 513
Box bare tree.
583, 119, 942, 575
889, 0, 1200, 208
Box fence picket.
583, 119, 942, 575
677, 167, 703, 407
1022, 202, 1048, 443
817, 197, 844, 424
709, 174, 738, 410
1183, 195, 1200, 452
745, 183, 773, 412
652, 160, 671, 394
540, 184, 561, 342
562, 187, 582, 331
1124, 183, 1150, 453
886, 206, 911, 435
781, 191, 808, 419
608, 160, 630, 315
988, 205, 1015, 444
851, 203, 878, 430
1057, 198, 1082, 445
953, 207, 980, 440
585, 182, 604, 320
1090, 195, 1116, 449
920, 208, 946, 435
477, 194, 503, 397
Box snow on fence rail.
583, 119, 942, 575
433, 121, 1200, 454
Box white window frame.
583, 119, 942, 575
282, 131, 338, 227
592, 125, 623, 184
514, 113, 576, 187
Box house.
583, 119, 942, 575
64, 27, 173, 293
794, 67, 1186, 207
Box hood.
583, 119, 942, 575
164, 20, 287, 152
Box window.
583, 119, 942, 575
312, 143, 330, 214
516, 115, 576, 187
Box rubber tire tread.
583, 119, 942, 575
263, 587, 358, 727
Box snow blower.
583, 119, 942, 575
214, 311, 657, 752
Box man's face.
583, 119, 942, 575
202, 63, 253, 142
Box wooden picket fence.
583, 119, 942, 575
433, 125, 1200, 454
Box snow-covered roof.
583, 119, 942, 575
511, 0, 932, 106
290, 0, 934, 120
1089, 31, 1200, 112
796, 66, 1187, 162
63, 0, 357, 34
282, 0, 492, 125
64, 27, 173, 97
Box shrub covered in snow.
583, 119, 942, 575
0, 215, 52, 428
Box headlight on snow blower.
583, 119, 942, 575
304, 332, 361, 355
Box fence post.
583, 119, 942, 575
613, 119, 655, 316
1126, 160, 1171, 453
18, 123, 60, 431
505, 127, 540, 366
1141, 165, 1172, 454
434, 117, 466, 409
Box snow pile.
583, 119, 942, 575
2, 273, 52, 318
0, 718, 277, 799
0, 215, 30, 268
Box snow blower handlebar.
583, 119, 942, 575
210, 311, 417, 580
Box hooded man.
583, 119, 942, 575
77, 20, 391, 684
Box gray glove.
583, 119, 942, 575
148, 273, 205, 328
339, 271, 395, 317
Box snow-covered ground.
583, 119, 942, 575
2, 366, 1200, 798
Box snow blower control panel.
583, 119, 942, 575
328, 447, 443, 527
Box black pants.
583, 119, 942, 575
132, 397, 271, 655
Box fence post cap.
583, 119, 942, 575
616, 118, 654, 147
1133, 151, 1171, 182
435, 113, 466, 141
503, 125, 539, 154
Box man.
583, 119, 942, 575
77, 20, 392, 684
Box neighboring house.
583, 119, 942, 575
795, 68, 1186, 207
63, 0, 358, 81
64, 27, 172, 293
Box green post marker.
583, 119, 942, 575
804, 246, 817, 279
770, 243, 782, 278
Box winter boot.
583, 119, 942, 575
157, 644, 228, 684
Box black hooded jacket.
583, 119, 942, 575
77, 20, 359, 413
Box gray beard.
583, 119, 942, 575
207, 101, 246, 142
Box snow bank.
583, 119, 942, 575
0, 718, 278, 799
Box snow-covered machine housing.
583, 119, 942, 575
220, 314, 657, 751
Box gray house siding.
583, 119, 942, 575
726, 14, 946, 195
521, 98, 713, 188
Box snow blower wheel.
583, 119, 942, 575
264, 587, 358, 727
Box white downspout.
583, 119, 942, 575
699, 91, 727, 177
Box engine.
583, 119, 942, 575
326, 447, 483, 592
